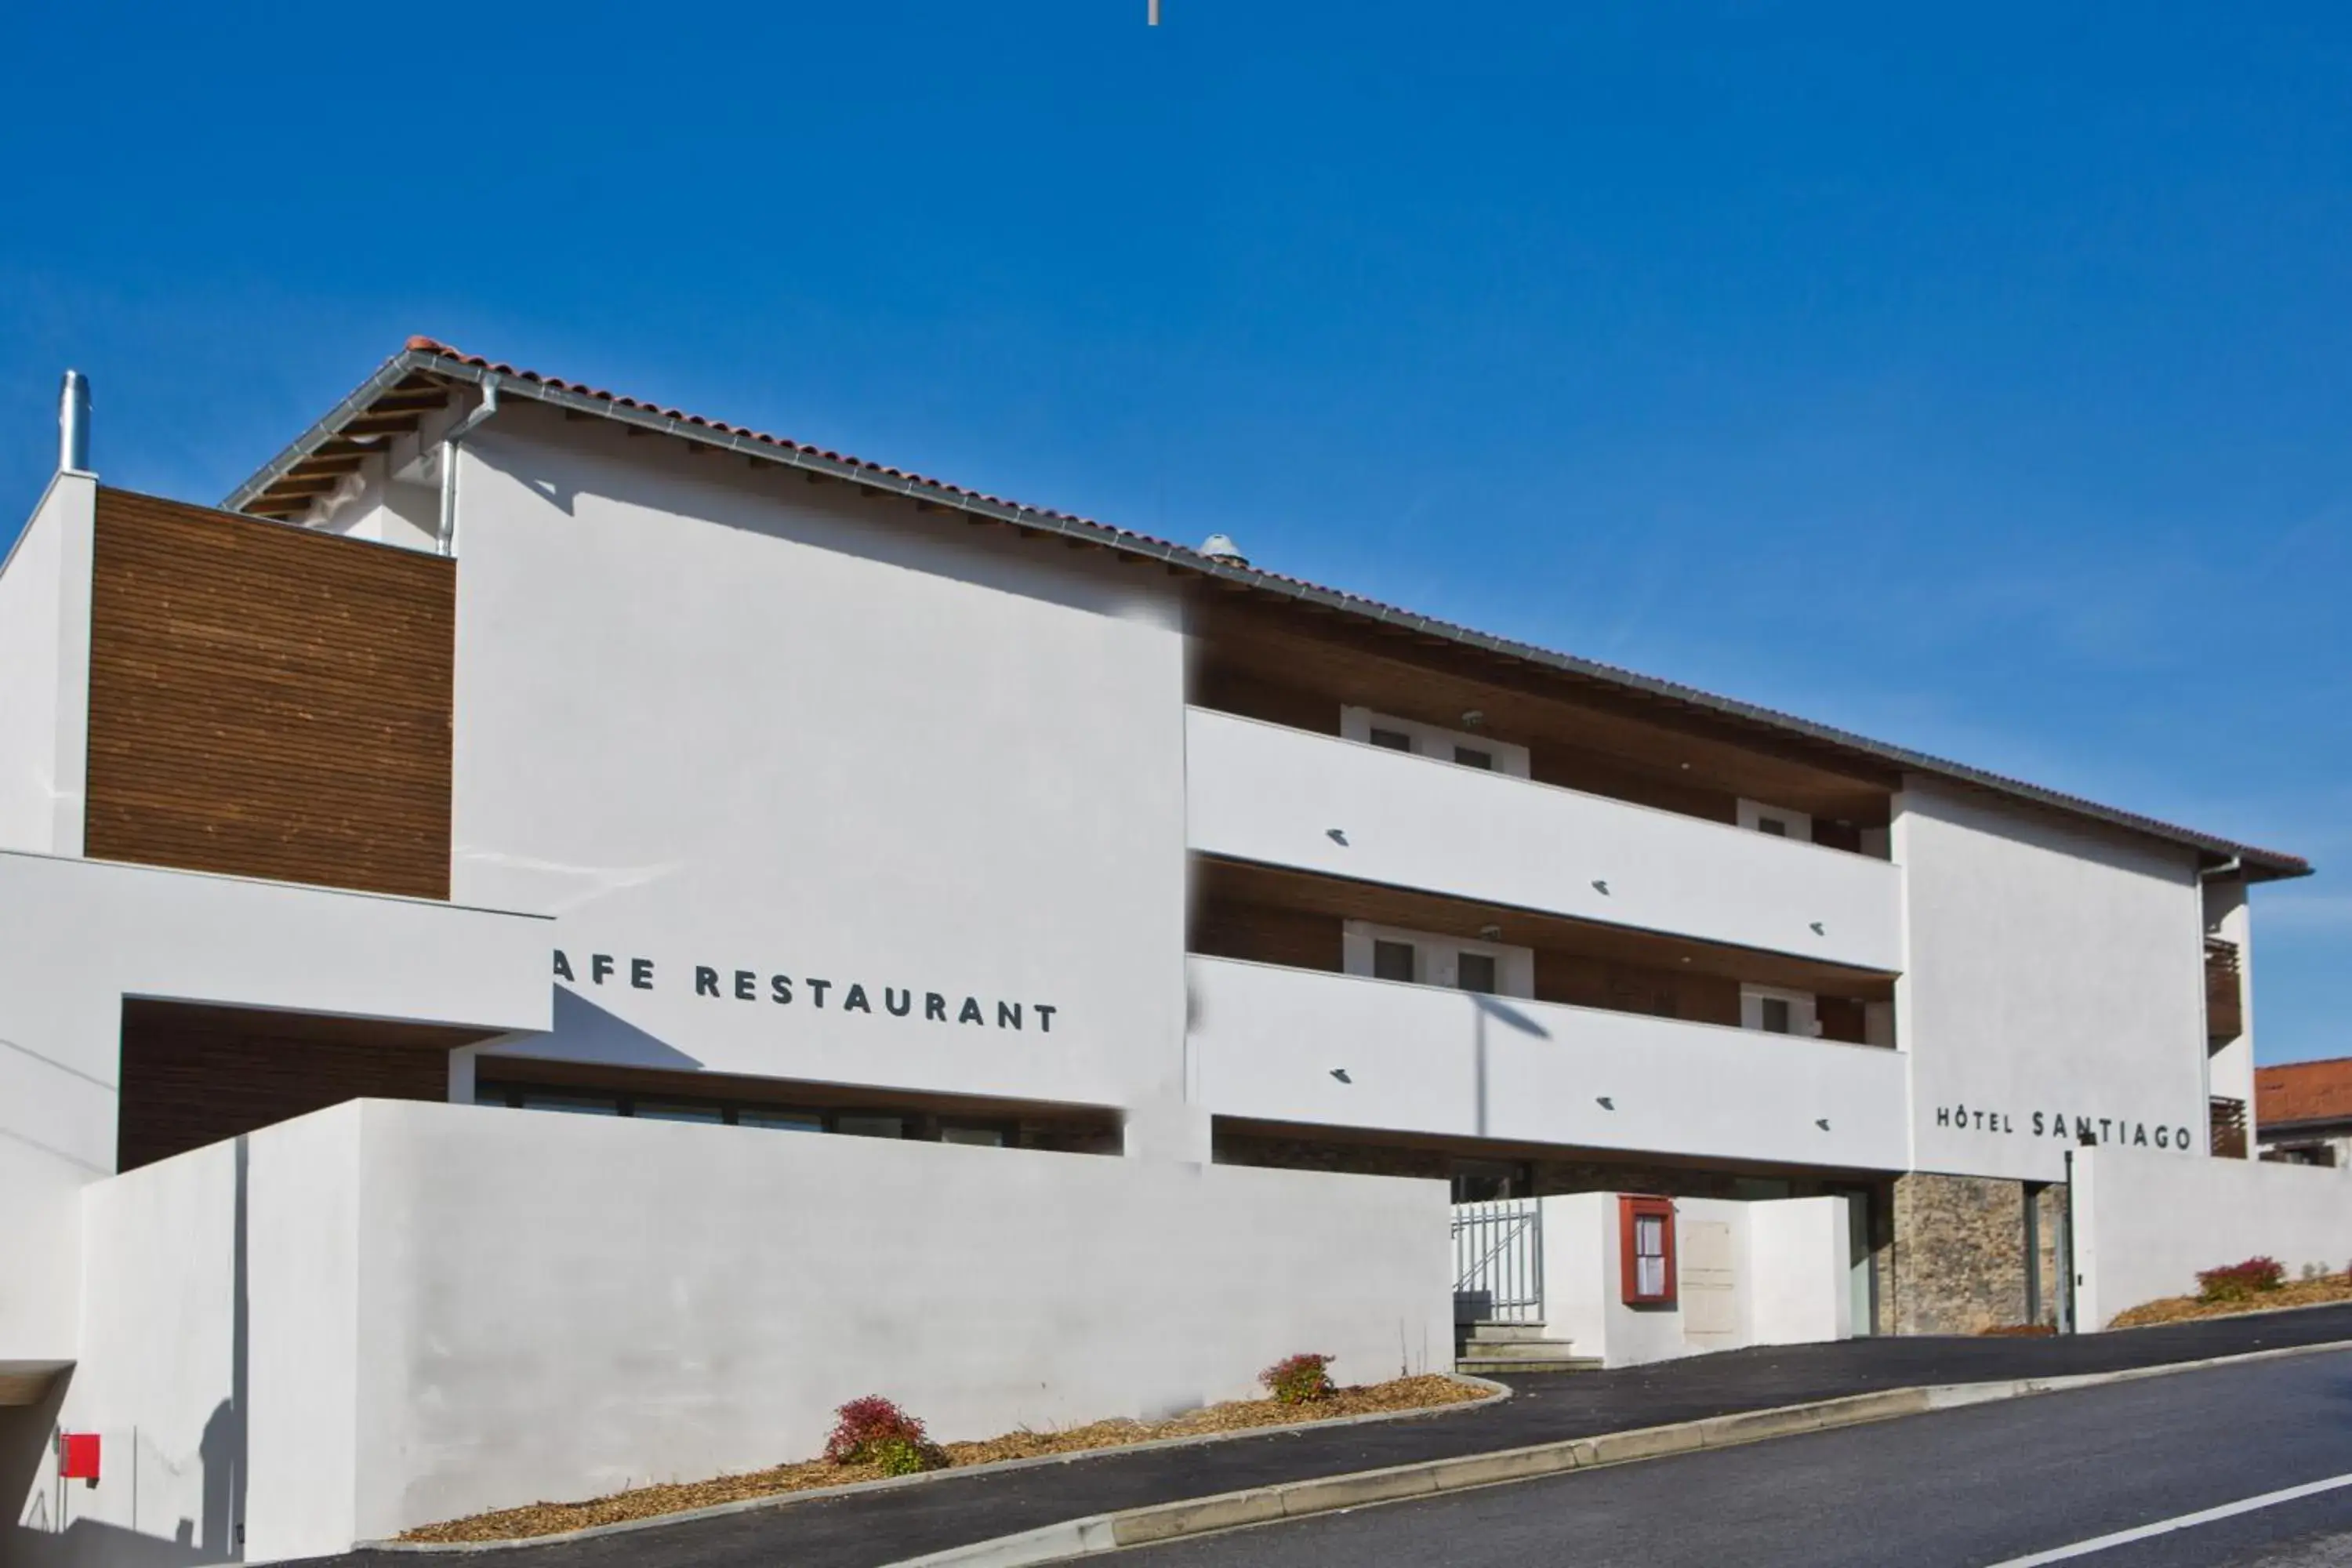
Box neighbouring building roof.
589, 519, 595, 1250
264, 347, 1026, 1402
2256, 1058, 2352, 1132
223, 337, 2312, 883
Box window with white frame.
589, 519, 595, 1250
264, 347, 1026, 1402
1736, 798, 1814, 844
1342, 920, 1534, 998
1340, 706, 1531, 779
1740, 984, 1821, 1038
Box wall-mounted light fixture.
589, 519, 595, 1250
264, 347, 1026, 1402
1816, 1118, 1831, 1131
1327, 828, 1349, 845
1330, 1067, 1352, 1084
1478, 923, 1503, 940
1809, 921, 1826, 936
1592, 879, 1611, 895
1461, 710, 1485, 728
1596, 1095, 1615, 1110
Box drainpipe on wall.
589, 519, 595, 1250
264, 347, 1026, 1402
434, 376, 503, 558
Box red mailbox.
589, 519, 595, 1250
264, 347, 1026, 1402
56, 1432, 100, 1486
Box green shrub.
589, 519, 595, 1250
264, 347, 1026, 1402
869, 1436, 944, 1476
1259, 1353, 1335, 1405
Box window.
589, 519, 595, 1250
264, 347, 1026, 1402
1372, 939, 1417, 982
518, 1091, 619, 1116
736, 1109, 824, 1132
1619, 1195, 1677, 1305
634, 1101, 726, 1123
1759, 997, 1792, 1035
1340, 707, 1531, 778
836, 1114, 906, 1139
940, 1126, 1007, 1148
1457, 953, 1498, 995
1756, 817, 1788, 838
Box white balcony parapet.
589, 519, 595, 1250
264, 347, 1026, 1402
1189, 954, 1910, 1172
1185, 707, 1903, 972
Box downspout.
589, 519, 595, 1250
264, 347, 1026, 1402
434, 376, 502, 558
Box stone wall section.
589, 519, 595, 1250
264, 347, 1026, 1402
1889, 1173, 2070, 1334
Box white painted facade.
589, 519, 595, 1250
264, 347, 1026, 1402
1896, 778, 2216, 1183
1534, 1193, 1853, 1368
0, 849, 550, 1370
449, 412, 1197, 1154
0, 348, 2312, 1560
0, 471, 91, 858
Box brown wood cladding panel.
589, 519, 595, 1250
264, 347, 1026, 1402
1527, 742, 1739, 825
1189, 667, 1342, 735
1188, 599, 1898, 829
1531, 950, 1741, 1027
85, 490, 454, 898
1192, 897, 1344, 972
117, 1001, 474, 1172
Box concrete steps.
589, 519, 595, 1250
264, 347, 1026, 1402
1454, 1320, 1602, 1376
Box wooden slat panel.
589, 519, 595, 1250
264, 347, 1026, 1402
85, 489, 454, 898
1191, 897, 1344, 972
117, 1000, 481, 1172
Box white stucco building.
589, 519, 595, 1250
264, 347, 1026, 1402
0, 340, 2310, 1561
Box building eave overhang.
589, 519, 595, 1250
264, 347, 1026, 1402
223, 339, 2314, 884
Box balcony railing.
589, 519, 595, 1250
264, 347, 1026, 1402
1185, 708, 1904, 973
1188, 953, 1909, 1171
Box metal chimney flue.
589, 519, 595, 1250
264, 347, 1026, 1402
59, 370, 91, 474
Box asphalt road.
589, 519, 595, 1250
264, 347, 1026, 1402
1127, 1348, 2352, 1567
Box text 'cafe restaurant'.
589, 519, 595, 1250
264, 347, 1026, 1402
0, 343, 2304, 1559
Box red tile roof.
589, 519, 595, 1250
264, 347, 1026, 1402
2258, 1059, 2352, 1131
221, 337, 2314, 880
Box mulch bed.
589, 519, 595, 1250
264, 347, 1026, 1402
2109, 1273, 2352, 1329
398, 1374, 1490, 1543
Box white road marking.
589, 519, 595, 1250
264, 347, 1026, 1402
1986, 1472, 2352, 1566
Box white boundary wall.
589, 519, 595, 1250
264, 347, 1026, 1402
22, 1099, 1450, 1562
1535, 1194, 1850, 1368
2074, 1145, 2352, 1330
0, 470, 93, 858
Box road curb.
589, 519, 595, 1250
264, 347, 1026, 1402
361, 1376, 1512, 1554
886, 1337, 2352, 1567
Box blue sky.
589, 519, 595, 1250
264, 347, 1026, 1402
2, 2, 2344, 1060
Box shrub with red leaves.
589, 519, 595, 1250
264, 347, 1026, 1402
825, 1396, 946, 1472
1259, 1353, 1335, 1405
2196, 1257, 2286, 1302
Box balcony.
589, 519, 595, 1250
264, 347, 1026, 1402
1185, 708, 1904, 973
1188, 955, 1909, 1172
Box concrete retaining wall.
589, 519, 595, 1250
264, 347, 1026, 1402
2074, 1145, 2352, 1328
13, 1100, 1450, 1563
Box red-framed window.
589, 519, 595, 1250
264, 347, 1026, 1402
1619, 1194, 1676, 1305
